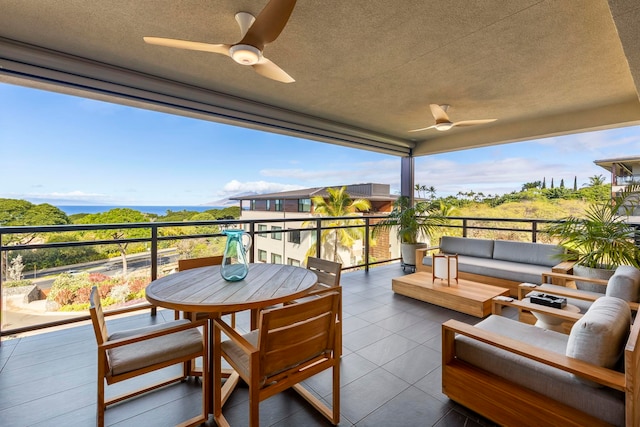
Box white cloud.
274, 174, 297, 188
415, 156, 589, 196
218, 180, 305, 196
259, 159, 400, 188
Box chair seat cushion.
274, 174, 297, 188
221, 330, 259, 379
108, 320, 202, 376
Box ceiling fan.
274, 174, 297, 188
143, 0, 297, 83
409, 104, 497, 132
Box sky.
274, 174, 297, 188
2, 82, 640, 206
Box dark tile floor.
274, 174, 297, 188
0, 264, 516, 426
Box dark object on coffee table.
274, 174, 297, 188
529, 292, 567, 309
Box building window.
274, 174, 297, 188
271, 253, 282, 264
258, 249, 267, 262
299, 198, 311, 212
275, 199, 283, 211
271, 226, 282, 240
250, 200, 256, 210
258, 224, 267, 237
288, 230, 301, 244
287, 258, 300, 267
266, 200, 271, 211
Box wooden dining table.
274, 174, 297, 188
145, 262, 318, 414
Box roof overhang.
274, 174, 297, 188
2, 1, 640, 157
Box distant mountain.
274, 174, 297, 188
205, 191, 258, 207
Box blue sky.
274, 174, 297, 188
2, 82, 640, 206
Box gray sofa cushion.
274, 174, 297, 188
440, 236, 494, 259
606, 265, 640, 302
566, 296, 631, 386
492, 240, 564, 267
457, 256, 550, 284
456, 315, 624, 426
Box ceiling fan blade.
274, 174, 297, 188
143, 37, 231, 55
253, 57, 295, 83
240, 0, 297, 50
430, 104, 450, 122
452, 119, 497, 127
408, 125, 438, 132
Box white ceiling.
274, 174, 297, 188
1, 0, 640, 157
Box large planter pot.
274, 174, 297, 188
401, 242, 427, 268
572, 264, 615, 293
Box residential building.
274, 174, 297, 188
595, 156, 640, 197
232, 183, 397, 268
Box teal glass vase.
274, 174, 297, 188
221, 229, 252, 281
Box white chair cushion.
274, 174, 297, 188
108, 320, 202, 376
566, 296, 631, 386
605, 265, 640, 302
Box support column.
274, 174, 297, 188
400, 155, 415, 206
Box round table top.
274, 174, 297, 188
145, 263, 318, 313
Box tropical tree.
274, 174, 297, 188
586, 174, 606, 187
0, 198, 70, 278
77, 208, 150, 276
521, 181, 541, 191
304, 187, 371, 264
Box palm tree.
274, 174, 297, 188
304, 187, 371, 264
586, 174, 606, 187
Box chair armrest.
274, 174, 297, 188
551, 260, 576, 274
416, 245, 440, 258
492, 297, 583, 323
541, 271, 608, 288
519, 283, 639, 313
213, 318, 258, 355
101, 319, 207, 350
521, 281, 600, 303
442, 319, 625, 391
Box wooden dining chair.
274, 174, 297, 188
305, 256, 342, 291
89, 286, 208, 427
298, 257, 343, 356
213, 291, 341, 427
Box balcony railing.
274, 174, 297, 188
0, 215, 559, 337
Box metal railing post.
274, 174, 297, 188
315, 218, 322, 259
150, 226, 158, 316
248, 221, 255, 263
364, 218, 370, 272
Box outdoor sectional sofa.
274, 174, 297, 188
443, 296, 640, 426
416, 236, 571, 296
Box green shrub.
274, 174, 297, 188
4, 279, 33, 288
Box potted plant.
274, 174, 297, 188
546, 185, 640, 286
374, 196, 446, 269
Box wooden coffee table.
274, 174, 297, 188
392, 272, 510, 317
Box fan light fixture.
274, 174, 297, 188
434, 122, 453, 132
142, 0, 297, 82
409, 104, 497, 133
230, 44, 262, 65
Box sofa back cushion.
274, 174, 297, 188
605, 265, 640, 302
492, 240, 564, 267
566, 296, 631, 386
440, 236, 494, 259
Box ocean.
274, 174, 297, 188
57, 205, 225, 216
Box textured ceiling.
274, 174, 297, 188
1, 0, 640, 157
